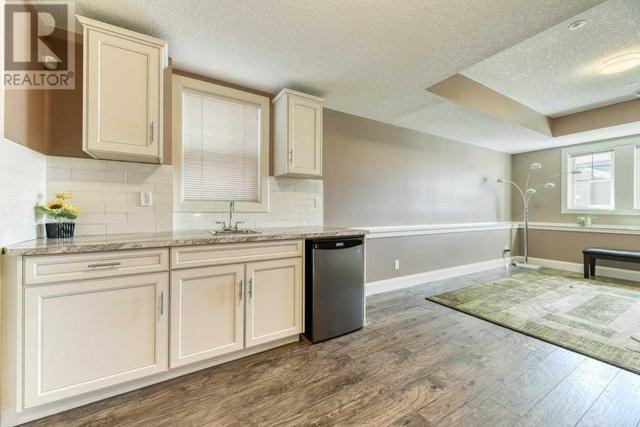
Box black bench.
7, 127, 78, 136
583, 247, 640, 278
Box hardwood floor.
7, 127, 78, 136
28, 268, 640, 426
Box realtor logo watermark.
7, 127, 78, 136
4, 0, 75, 89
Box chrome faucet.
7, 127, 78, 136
216, 201, 244, 231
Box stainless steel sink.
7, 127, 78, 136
208, 229, 261, 235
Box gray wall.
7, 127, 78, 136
527, 229, 640, 271
323, 109, 512, 227
513, 141, 640, 270
322, 109, 515, 282
366, 230, 518, 282
512, 144, 640, 226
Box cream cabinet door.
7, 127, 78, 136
245, 258, 303, 348
82, 17, 164, 163
288, 96, 322, 176
170, 265, 245, 368
23, 273, 169, 409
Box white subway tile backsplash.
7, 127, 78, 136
48, 179, 106, 192
155, 184, 172, 194
73, 201, 107, 214
174, 177, 323, 231
127, 172, 173, 184
80, 213, 127, 225
104, 182, 155, 193
45, 156, 174, 236
74, 224, 107, 235
106, 223, 156, 234
71, 169, 126, 183
46, 168, 72, 180
0, 139, 46, 246
40, 157, 322, 236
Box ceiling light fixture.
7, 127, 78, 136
598, 52, 640, 75
568, 20, 587, 30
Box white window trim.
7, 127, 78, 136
635, 144, 640, 210
172, 74, 270, 213
561, 135, 640, 216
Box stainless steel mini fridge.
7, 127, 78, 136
304, 237, 365, 343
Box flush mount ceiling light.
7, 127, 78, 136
568, 20, 587, 30
598, 52, 640, 75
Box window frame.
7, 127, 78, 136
566, 149, 615, 211
172, 74, 270, 213
561, 136, 640, 215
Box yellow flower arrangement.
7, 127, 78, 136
36, 193, 81, 222
46, 199, 65, 210
54, 192, 73, 200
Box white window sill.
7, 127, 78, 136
561, 208, 640, 216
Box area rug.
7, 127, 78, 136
427, 270, 640, 374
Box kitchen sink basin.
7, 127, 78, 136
208, 229, 261, 235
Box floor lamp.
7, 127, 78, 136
497, 162, 579, 270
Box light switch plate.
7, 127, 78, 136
140, 191, 153, 207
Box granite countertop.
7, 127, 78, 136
2, 227, 367, 256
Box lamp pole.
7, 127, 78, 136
498, 163, 556, 269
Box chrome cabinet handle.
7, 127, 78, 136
239, 279, 244, 302
87, 262, 121, 269
248, 276, 253, 299
159, 291, 164, 315
150, 121, 155, 144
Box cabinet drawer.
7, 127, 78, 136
171, 240, 303, 269
24, 249, 169, 285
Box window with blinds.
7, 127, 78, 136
181, 90, 260, 202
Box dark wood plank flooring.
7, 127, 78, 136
27, 268, 640, 426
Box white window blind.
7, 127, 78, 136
182, 90, 260, 202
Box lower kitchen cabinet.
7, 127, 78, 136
245, 258, 303, 348
5, 241, 308, 422
170, 264, 245, 368
23, 273, 169, 409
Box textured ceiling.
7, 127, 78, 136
71, 0, 609, 154
462, 0, 640, 117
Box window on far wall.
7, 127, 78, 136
562, 136, 640, 215
568, 151, 614, 210
172, 74, 270, 212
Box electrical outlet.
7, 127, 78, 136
140, 191, 153, 207
314, 196, 322, 209
394, 259, 400, 270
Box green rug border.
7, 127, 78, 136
425, 292, 640, 376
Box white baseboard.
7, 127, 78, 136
527, 257, 640, 282
366, 258, 507, 296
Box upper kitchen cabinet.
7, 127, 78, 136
273, 89, 324, 178
77, 16, 168, 164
